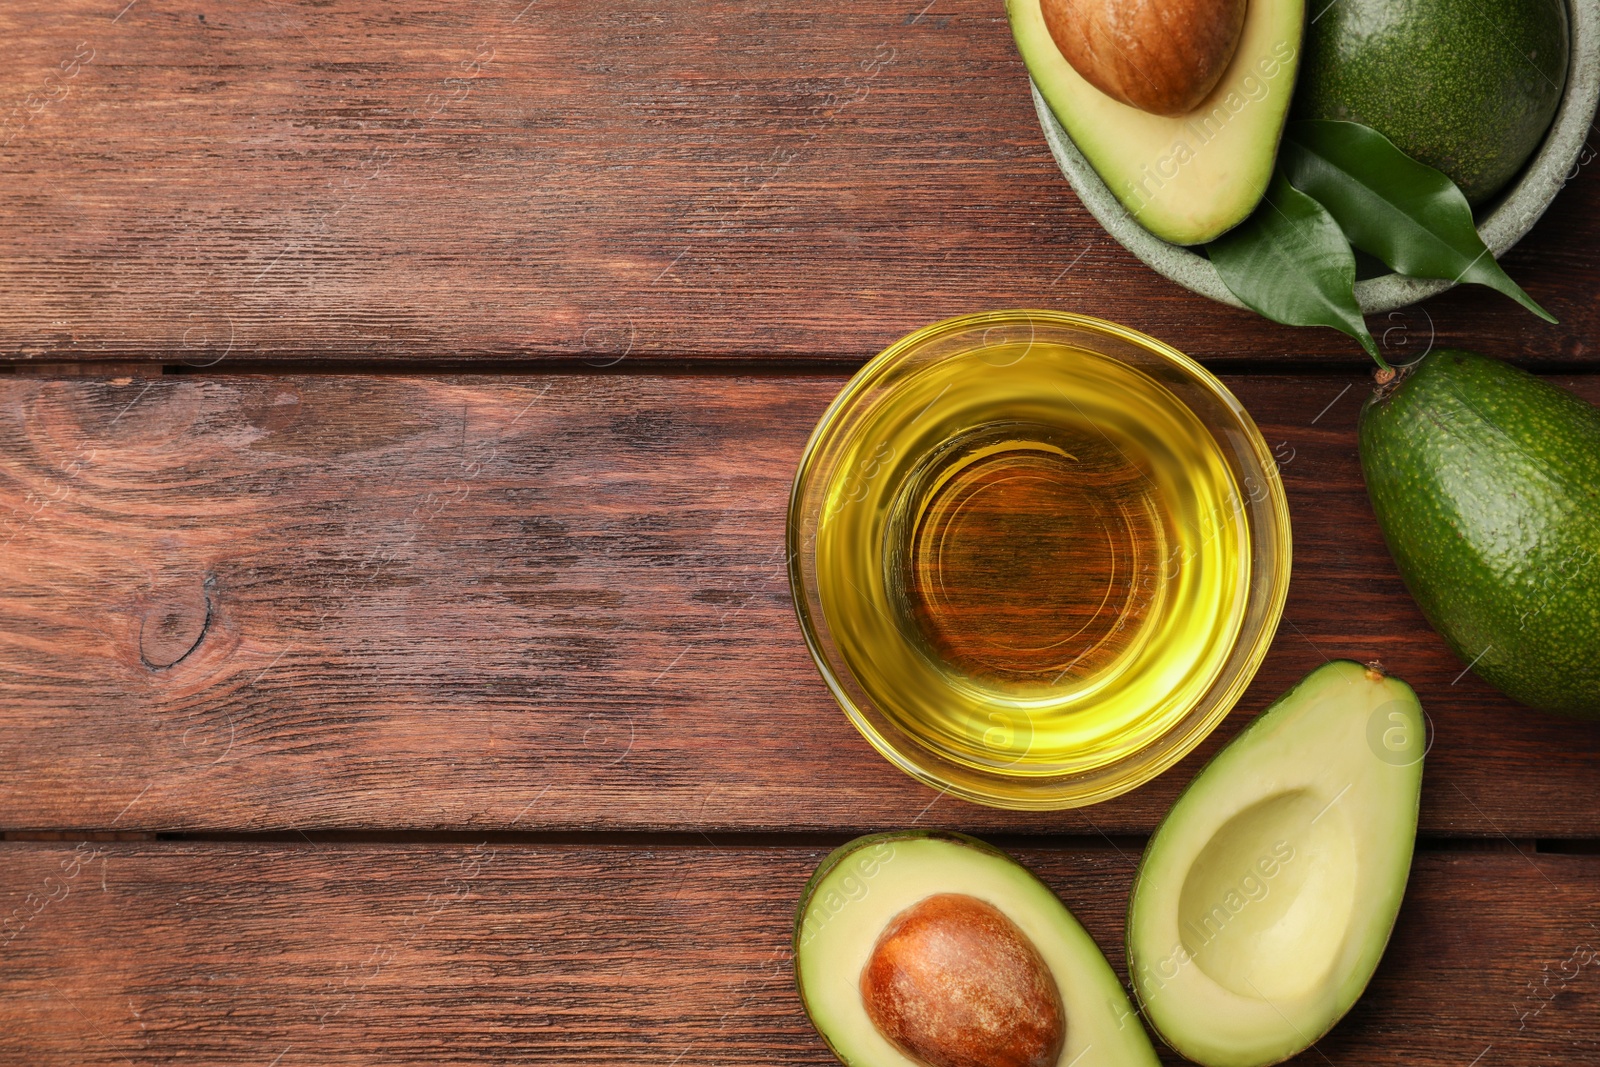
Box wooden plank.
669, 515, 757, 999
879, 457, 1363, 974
0, 841, 1594, 1063
2, 372, 1599, 836
0, 0, 1595, 366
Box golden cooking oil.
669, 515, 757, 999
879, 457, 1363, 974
811, 339, 1250, 781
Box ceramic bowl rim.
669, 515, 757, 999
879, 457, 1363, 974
1029, 0, 1600, 313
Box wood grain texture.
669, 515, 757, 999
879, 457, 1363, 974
0, 841, 1595, 1064
1, 0, 1596, 366
2, 372, 1598, 836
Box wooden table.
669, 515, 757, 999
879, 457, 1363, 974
3, 2, 1597, 1063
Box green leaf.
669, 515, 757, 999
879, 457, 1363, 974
1209, 173, 1381, 364
1281, 120, 1555, 323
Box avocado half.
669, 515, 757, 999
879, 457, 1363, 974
1007, 0, 1303, 245
1126, 661, 1424, 1067
795, 831, 1160, 1067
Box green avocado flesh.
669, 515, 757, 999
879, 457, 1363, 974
1294, 0, 1568, 205
1127, 661, 1424, 1067
1007, 0, 1303, 244
1360, 349, 1600, 717
795, 832, 1159, 1067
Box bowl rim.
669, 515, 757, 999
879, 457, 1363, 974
786, 309, 1293, 810
1029, 0, 1600, 314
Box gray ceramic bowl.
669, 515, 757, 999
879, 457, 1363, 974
1032, 0, 1600, 313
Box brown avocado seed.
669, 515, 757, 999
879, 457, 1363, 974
860, 893, 1065, 1067
1041, 0, 1248, 116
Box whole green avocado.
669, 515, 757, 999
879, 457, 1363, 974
1295, 0, 1569, 205
1359, 349, 1600, 717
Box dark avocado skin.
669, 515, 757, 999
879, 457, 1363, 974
1359, 349, 1600, 717
1294, 0, 1568, 205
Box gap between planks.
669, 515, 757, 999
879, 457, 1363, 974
0, 829, 1583, 854
5, 359, 1600, 379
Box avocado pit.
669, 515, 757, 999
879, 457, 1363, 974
1041, 0, 1247, 116
860, 892, 1065, 1067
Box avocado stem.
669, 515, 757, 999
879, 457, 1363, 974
1364, 659, 1386, 681
1370, 358, 1419, 403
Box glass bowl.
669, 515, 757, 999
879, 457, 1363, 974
787, 311, 1291, 809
